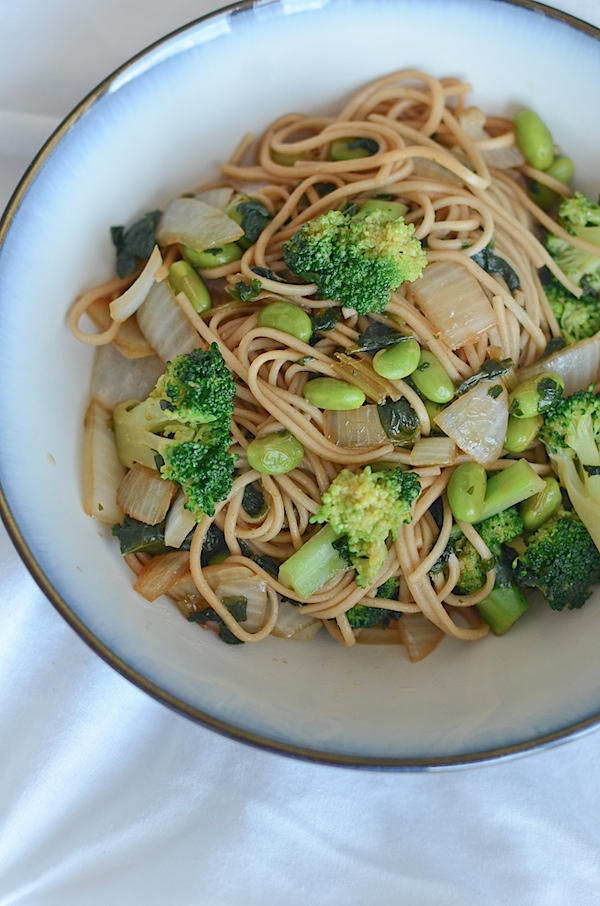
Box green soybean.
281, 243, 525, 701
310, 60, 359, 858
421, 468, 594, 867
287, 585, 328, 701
504, 413, 543, 454
303, 377, 366, 410
182, 242, 242, 269
168, 260, 212, 313
530, 155, 575, 210
508, 371, 564, 418
513, 109, 554, 171
519, 476, 562, 532
246, 430, 305, 475
409, 351, 455, 403
355, 199, 408, 220
258, 301, 313, 343
329, 137, 378, 161
372, 337, 421, 380
447, 462, 487, 523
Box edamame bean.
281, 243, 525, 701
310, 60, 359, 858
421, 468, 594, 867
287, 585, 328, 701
258, 301, 313, 343
530, 155, 575, 210
182, 242, 242, 269
509, 371, 564, 418
513, 109, 554, 171
355, 199, 408, 220
447, 462, 487, 523
504, 413, 543, 454
519, 475, 562, 532
303, 377, 366, 410
329, 137, 378, 161
246, 431, 305, 475
168, 260, 212, 313
372, 337, 421, 380
409, 351, 455, 403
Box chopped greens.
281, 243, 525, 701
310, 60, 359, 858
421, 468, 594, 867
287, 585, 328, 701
111, 210, 162, 278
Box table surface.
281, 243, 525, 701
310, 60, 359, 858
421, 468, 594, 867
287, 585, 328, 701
1, 1, 600, 903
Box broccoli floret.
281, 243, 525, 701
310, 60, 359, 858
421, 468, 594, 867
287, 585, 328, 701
543, 276, 600, 345
538, 389, 600, 551
452, 508, 524, 594
545, 191, 600, 292
282, 208, 427, 315
113, 344, 236, 519
513, 507, 600, 610
311, 466, 421, 588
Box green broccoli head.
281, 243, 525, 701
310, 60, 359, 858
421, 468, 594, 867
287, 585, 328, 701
450, 507, 524, 595
282, 208, 427, 315
538, 389, 600, 551
113, 344, 237, 519
513, 507, 600, 610
311, 466, 421, 588
543, 277, 600, 345
546, 191, 600, 291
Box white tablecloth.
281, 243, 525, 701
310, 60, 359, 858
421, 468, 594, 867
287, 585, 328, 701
2, 2, 600, 903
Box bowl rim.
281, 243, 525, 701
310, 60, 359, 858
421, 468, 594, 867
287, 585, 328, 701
1, 0, 600, 771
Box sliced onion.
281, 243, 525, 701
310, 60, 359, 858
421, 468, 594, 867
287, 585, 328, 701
83, 399, 127, 524
117, 464, 176, 525
109, 245, 163, 322
133, 550, 190, 601
86, 300, 155, 358
411, 158, 463, 186
354, 625, 403, 644
408, 260, 497, 349
434, 380, 509, 466
195, 187, 234, 210
156, 197, 244, 250
398, 612, 445, 661
410, 435, 457, 467
459, 107, 524, 170
136, 279, 199, 362
516, 332, 600, 396
90, 343, 164, 410
164, 491, 197, 548
324, 405, 388, 447
271, 599, 323, 640
206, 565, 268, 632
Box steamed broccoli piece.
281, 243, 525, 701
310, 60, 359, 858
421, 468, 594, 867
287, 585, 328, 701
282, 208, 427, 314
545, 191, 600, 292
113, 345, 236, 519
453, 507, 524, 594
538, 389, 600, 551
311, 466, 421, 588
543, 276, 600, 345
513, 507, 600, 610
346, 577, 401, 629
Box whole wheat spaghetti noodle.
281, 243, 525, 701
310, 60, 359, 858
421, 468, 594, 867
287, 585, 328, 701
72, 69, 600, 661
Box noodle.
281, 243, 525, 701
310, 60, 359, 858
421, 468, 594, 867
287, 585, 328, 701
72, 68, 591, 658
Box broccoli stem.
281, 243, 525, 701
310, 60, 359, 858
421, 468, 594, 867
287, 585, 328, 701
278, 524, 349, 598
476, 583, 529, 635
477, 460, 546, 522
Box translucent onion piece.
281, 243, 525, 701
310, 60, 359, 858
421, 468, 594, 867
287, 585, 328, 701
271, 600, 323, 640
136, 279, 199, 362
515, 332, 600, 396
332, 353, 402, 403
434, 380, 509, 466
83, 399, 126, 524
117, 464, 177, 526
410, 435, 457, 467
109, 245, 163, 322
408, 260, 497, 349
86, 300, 155, 359
324, 405, 388, 447
90, 343, 164, 410
156, 197, 244, 250
164, 492, 197, 549
459, 107, 524, 169
195, 187, 234, 210
398, 612, 445, 662
207, 566, 268, 632
133, 551, 190, 602
354, 625, 403, 644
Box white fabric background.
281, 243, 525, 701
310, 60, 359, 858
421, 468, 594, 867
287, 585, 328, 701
1, 1, 600, 903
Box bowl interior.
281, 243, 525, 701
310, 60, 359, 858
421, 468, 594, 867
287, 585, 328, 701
1, 0, 600, 766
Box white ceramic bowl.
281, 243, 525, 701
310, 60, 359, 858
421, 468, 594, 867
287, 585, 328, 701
1, 0, 600, 768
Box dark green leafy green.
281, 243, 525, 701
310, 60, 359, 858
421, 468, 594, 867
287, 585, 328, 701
188, 595, 247, 644
111, 210, 161, 278
471, 247, 520, 291
377, 398, 421, 446
455, 358, 514, 396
